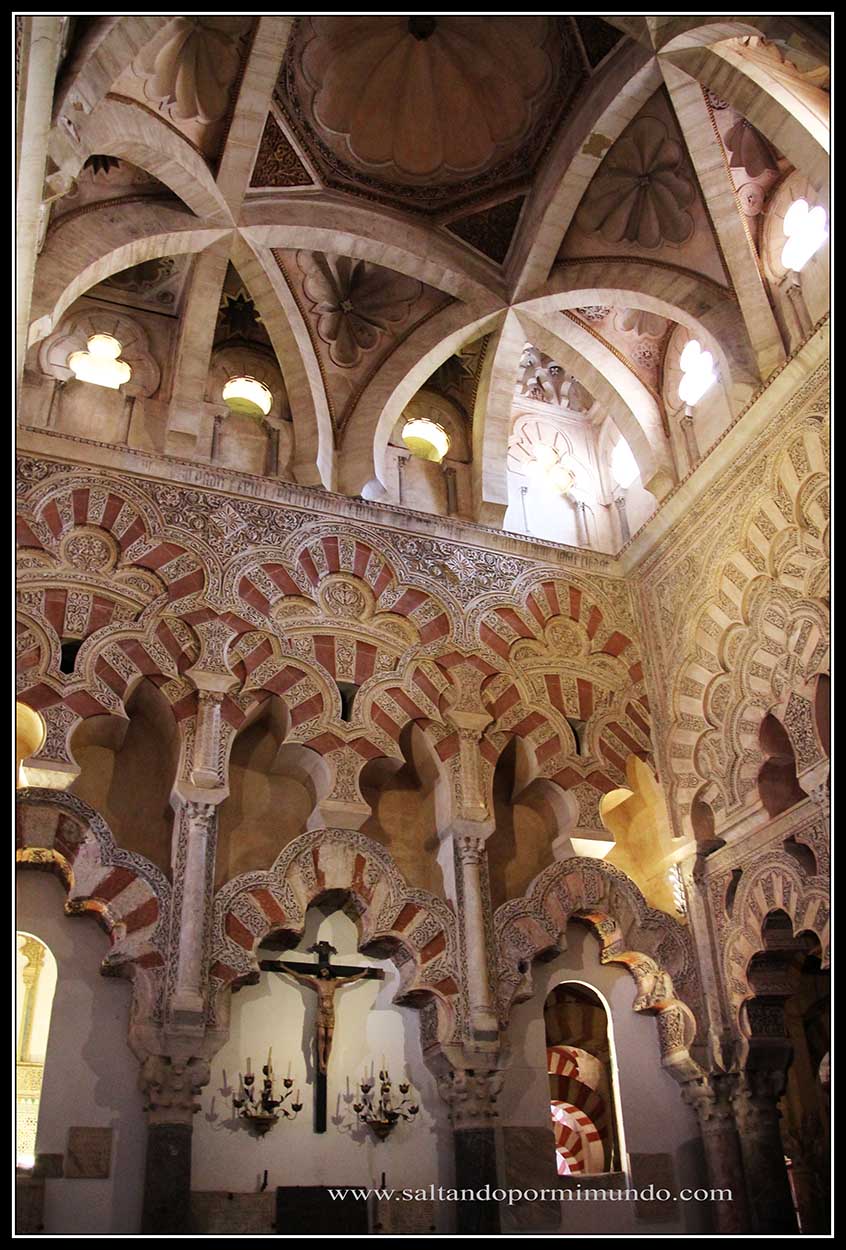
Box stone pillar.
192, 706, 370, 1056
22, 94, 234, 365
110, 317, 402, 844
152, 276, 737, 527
16, 16, 66, 393
613, 493, 630, 543
263, 419, 280, 478
454, 835, 498, 1042
782, 271, 813, 340
190, 690, 225, 789
444, 465, 457, 517
438, 1065, 504, 1234
139, 1056, 210, 1235
679, 406, 700, 470
396, 453, 409, 505
732, 1071, 797, 1233
168, 799, 218, 1029
210, 412, 225, 463
682, 1074, 752, 1233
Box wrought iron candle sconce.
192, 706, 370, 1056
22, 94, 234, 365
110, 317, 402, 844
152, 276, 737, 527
233, 1050, 301, 1135
352, 1066, 419, 1141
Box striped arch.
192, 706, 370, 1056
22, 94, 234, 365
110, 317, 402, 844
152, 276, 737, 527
476, 575, 652, 793
722, 852, 829, 1038
16, 614, 200, 746
210, 827, 462, 1048
550, 1101, 606, 1175
665, 418, 829, 831
495, 857, 700, 1084
15, 790, 170, 991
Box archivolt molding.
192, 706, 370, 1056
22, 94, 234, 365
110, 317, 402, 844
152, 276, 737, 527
495, 856, 701, 1082
210, 826, 462, 1048
16, 789, 171, 999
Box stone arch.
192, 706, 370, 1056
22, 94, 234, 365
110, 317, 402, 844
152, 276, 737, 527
29, 201, 230, 346
722, 852, 829, 1033
510, 41, 663, 298
209, 826, 462, 1049
338, 299, 504, 498
239, 202, 503, 305
15, 790, 170, 995
659, 38, 828, 192
71, 96, 231, 222
528, 259, 760, 411
494, 857, 699, 1083
50, 17, 172, 136
231, 234, 335, 490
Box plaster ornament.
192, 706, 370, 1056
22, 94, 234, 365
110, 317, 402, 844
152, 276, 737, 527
723, 117, 779, 178
300, 16, 554, 183
297, 252, 422, 369
575, 305, 611, 324
576, 116, 696, 249
616, 308, 668, 339
134, 18, 243, 125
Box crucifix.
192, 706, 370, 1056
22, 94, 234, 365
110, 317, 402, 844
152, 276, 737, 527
260, 940, 384, 1133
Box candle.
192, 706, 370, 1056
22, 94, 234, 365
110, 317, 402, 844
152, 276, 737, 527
267, 1047, 273, 1073
246, 1057, 252, 1075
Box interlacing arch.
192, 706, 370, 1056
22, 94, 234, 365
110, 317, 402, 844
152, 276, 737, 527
15, 790, 170, 996
210, 827, 462, 1046
665, 417, 829, 829
495, 857, 700, 1082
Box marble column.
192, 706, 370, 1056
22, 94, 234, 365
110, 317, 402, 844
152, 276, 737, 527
168, 799, 217, 1029
139, 1056, 210, 1235
732, 1072, 797, 1233
190, 690, 225, 790
679, 406, 700, 470
454, 835, 498, 1042
438, 1065, 504, 1234
16, 16, 66, 392
682, 1074, 752, 1233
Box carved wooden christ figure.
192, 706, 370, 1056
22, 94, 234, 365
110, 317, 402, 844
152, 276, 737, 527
259, 940, 384, 1132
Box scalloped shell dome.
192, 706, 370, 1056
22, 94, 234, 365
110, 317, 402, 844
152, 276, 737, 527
299, 16, 556, 184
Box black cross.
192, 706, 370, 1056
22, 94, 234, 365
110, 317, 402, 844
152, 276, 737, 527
260, 942, 384, 1133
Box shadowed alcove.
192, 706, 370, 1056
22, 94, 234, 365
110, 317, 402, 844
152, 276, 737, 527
359, 721, 445, 900
216, 696, 330, 888
70, 677, 179, 879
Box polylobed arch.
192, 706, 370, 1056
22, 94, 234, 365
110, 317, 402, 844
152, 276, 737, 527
15, 789, 170, 990
209, 826, 462, 1050
494, 856, 700, 1084
722, 852, 828, 1039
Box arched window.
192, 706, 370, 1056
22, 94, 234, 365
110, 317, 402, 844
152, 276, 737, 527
544, 981, 624, 1176
16, 933, 58, 1169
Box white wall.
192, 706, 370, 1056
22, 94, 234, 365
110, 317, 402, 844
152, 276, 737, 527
192, 908, 454, 1223
499, 923, 710, 1234
16, 870, 147, 1234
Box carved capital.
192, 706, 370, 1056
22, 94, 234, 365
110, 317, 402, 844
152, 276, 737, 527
139, 1055, 211, 1125
455, 834, 486, 866
436, 1065, 504, 1131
